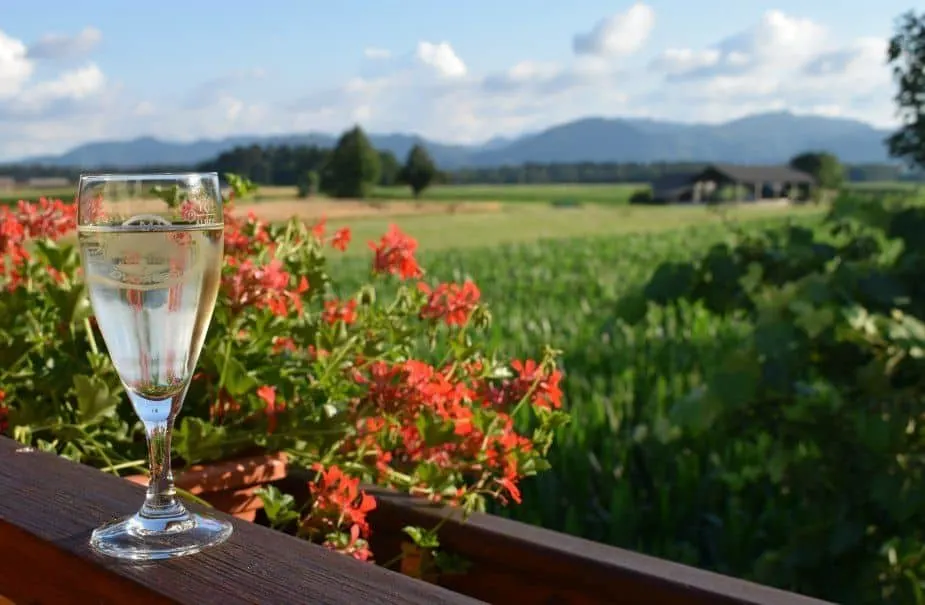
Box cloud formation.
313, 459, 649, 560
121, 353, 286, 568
364, 47, 392, 60
0, 31, 33, 99
415, 41, 467, 78
573, 3, 656, 58
646, 10, 892, 124
27, 27, 101, 60
0, 6, 901, 160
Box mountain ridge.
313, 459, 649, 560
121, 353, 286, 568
8, 111, 895, 169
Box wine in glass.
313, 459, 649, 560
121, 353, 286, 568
77, 172, 232, 560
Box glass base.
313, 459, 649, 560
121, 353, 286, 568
90, 508, 233, 561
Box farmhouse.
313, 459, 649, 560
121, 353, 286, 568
651, 164, 815, 204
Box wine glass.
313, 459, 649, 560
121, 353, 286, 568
77, 172, 232, 560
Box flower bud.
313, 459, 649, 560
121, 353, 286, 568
471, 306, 492, 330
357, 285, 376, 306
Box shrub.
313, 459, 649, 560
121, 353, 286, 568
628, 189, 656, 205
612, 192, 925, 603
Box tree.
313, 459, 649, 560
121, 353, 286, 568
886, 11, 925, 170
377, 151, 400, 186
321, 126, 381, 199
297, 170, 320, 198
398, 144, 439, 198
789, 151, 844, 190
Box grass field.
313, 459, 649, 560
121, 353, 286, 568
844, 180, 923, 194
248, 183, 646, 205
328, 209, 828, 575
321, 201, 824, 253
0, 186, 74, 205
372, 182, 646, 204
3, 182, 645, 209
6, 179, 921, 208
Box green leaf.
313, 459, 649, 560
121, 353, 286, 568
403, 525, 440, 549
706, 348, 761, 411
643, 262, 697, 305
46, 284, 92, 327
73, 374, 119, 425
670, 385, 721, 435
256, 485, 300, 528
614, 291, 648, 325
222, 355, 258, 397
173, 417, 230, 464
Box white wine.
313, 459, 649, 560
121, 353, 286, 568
78, 223, 223, 424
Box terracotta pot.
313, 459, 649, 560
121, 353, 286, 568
125, 452, 288, 521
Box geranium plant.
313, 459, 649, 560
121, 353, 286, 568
0, 175, 567, 564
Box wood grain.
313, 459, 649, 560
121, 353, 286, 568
361, 486, 836, 605
0, 437, 484, 605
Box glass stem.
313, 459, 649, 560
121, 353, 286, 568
140, 420, 185, 519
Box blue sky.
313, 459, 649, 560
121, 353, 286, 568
0, 1, 913, 160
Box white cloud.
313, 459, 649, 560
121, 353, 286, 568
0, 31, 33, 99
0, 27, 107, 120
364, 47, 392, 60
573, 3, 655, 58
19, 63, 105, 106
0, 10, 903, 159
27, 27, 101, 60
415, 41, 467, 78
647, 11, 893, 126
649, 48, 721, 76
652, 10, 828, 82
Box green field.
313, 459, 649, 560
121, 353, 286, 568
249, 183, 646, 204
6, 180, 921, 208
328, 202, 825, 253
330, 211, 828, 585
370, 182, 646, 204
329, 197, 915, 603
328, 186, 925, 604
845, 180, 922, 190
0, 186, 74, 205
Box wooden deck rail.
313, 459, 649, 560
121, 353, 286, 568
0, 437, 483, 605
271, 478, 836, 605
362, 489, 836, 605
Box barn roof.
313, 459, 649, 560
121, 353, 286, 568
651, 173, 697, 189
700, 164, 815, 185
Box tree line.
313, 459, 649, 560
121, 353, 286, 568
182, 144, 925, 191
2, 121, 924, 198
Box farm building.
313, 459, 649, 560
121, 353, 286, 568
651, 164, 815, 204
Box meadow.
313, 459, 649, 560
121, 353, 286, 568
5, 179, 917, 209
245, 182, 646, 205
0, 185, 73, 206
298, 199, 823, 252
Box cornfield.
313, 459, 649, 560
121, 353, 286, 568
333, 214, 819, 568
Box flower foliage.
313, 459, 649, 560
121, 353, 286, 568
0, 176, 566, 561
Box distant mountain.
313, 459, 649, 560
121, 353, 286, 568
11, 111, 895, 169
466, 112, 893, 166
18, 132, 475, 171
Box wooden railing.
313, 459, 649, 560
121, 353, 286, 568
0, 437, 481, 605
270, 474, 834, 605
361, 488, 835, 605
0, 437, 836, 605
